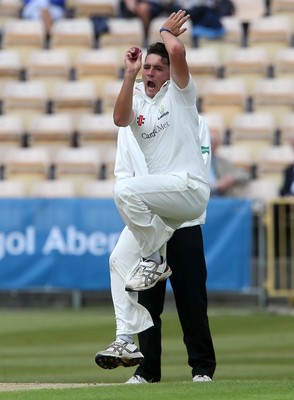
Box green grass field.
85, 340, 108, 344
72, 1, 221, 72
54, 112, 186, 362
0, 305, 293, 399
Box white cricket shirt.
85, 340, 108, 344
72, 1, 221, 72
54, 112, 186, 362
129, 76, 209, 185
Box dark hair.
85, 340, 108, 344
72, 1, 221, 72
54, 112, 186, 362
146, 42, 170, 66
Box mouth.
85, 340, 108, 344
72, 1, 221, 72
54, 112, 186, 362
147, 80, 156, 89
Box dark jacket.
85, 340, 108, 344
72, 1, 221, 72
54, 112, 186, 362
280, 165, 294, 196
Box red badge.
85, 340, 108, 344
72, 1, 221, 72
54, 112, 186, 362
137, 115, 145, 126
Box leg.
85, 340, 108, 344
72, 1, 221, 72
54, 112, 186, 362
109, 227, 154, 335
168, 226, 216, 379
133, 280, 166, 382
95, 227, 154, 370
40, 7, 52, 35
114, 174, 209, 257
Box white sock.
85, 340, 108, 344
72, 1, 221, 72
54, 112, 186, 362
145, 251, 161, 264
117, 334, 134, 344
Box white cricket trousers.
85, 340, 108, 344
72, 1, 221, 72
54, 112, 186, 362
110, 226, 156, 335
114, 173, 210, 258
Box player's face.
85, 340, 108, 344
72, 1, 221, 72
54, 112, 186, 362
142, 54, 170, 98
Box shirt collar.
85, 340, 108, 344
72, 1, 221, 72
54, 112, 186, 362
134, 80, 170, 103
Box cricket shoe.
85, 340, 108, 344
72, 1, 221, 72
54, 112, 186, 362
125, 258, 172, 292
125, 375, 148, 384
193, 375, 212, 382
95, 339, 144, 369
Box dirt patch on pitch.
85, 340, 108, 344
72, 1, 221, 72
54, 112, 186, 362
0, 383, 112, 392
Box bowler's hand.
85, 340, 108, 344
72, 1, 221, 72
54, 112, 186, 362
161, 10, 190, 37
124, 47, 143, 76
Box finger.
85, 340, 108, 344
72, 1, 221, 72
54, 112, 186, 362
179, 14, 190, 25
175, 9, 186, 20
178, 28, 187, 36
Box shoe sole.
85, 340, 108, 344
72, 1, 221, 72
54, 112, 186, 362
95, 354, 144, 370
125, 268, 172, 292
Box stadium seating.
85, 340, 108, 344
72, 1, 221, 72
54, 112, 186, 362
0, 0, 22, 29
3, 146, 51, 195
201, 112, 226, 142
257, 144, 294, 185
223, 47, 269, 95
0, 114, 24, 158
186, 47, 220, 97
99, 18, 144, 64
200, 77, 248, 128
27, 113, 74, 158
279, 113, 294, 144
0, 180, 26, 198
273, 47, 294, 80
233, 0, 266, 23
50, 80, 97, 123
247, 15, 292, 63
98, 142, 117, 180
2, 19, 46, 64
1, 81, 48, 129
100, 78, 123, 113
74, 48, 120, 99
0, 50, 22, 93
198, 16, 244, 63
271, 0, 294, 29
73, 0, 119, 18
216, 143, 254, 172
76, 112, 118, 150
230, 111, 277, 162
25, 49, 71, 97
54, 147, 101, 194
31, 179, 76, 198
50, 18, 95, 63
251, 77, 294, 125
1, 0, 294, 202
80, 179, 115, 198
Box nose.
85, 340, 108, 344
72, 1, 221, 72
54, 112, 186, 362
148, 67, 154, 77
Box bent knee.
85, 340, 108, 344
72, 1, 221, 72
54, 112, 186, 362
114, 180, 132, 207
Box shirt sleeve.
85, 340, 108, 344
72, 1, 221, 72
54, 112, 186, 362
169, 74, 197, 108
199, 115, 211, 171
114, 127, 135, 181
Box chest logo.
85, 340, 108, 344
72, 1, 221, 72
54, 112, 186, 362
158, 104, 169, 120
137, 115, 145, 126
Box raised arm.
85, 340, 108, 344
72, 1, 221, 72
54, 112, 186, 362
113, 48, 143, 127
159, 10, 190, 89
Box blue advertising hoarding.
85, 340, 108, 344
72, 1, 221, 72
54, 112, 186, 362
0, 198, 252, 292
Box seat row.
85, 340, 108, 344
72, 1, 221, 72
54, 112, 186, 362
0, 178, 115, 198
0, 172, 283, 205
0, 12, 294, 62
1, 111, 294, 185
0, 174, 283, 205
1, 108, 294, 163
1, 74, 294, 129
0, 113, 118, 167
0, 145, 117, 194
1, 43, 294, 84
1, 109, 294, 144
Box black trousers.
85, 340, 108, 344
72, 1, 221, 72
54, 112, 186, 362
134, 225, 216, 381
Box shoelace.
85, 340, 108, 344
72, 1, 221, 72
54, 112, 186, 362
108, 341, 133, 355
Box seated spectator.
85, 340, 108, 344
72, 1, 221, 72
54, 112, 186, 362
21, 0, 66, 35
120, 0, 165, 43
280, 133, 294, 197
168, 1, 226, 40
214, 0, 235, 18
210, 131, 250, 197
